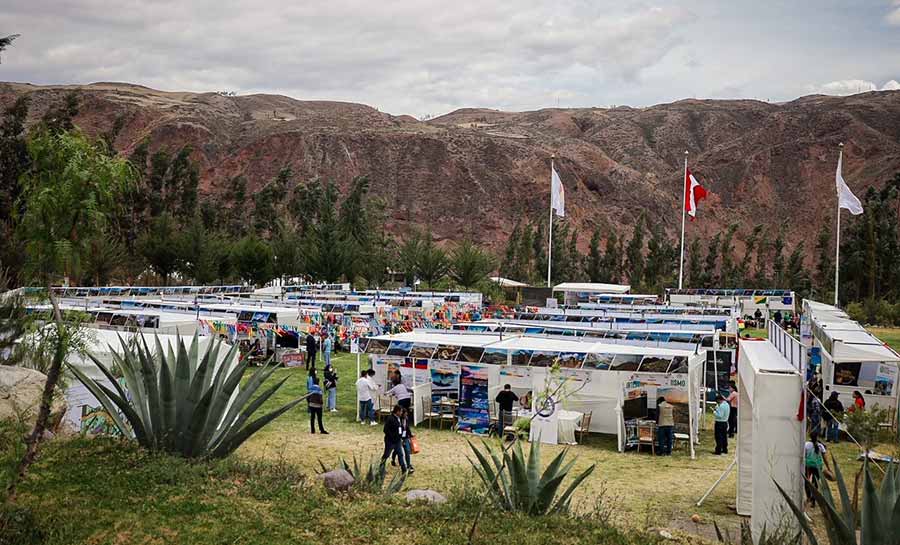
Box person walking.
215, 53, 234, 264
804, 430, 831, 506
823, 391, 844, 443
305, 332, 318, 369
656, 397, 675, 456
324, 361, 338, 412
365, 369, 379, 425
392, 406, 416, 473
356, 370, 374, 425
380, 405, 407, 472
323, 333, 333, 367
727, 381, 739, 438
307, 376, 328, 434
713, 393, 731, 455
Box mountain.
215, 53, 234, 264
2, 81, 900, 253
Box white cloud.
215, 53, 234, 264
807, 79, 878, 96
0, 1, 899, 115
882, 79, 900, 90
887, 0, 900, 25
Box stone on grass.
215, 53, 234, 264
0, 366, 66, 428
320, 469, 354, 492
405, 489, 447, 504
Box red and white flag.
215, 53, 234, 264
684, 167, 708, 219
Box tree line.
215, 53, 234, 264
0, 92, 496, 291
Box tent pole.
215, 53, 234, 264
678, 151, 688, 289
547, 156, 555, 288
696, 456, 737, 507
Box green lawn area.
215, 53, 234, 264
867, 327, 900, 351
6, 350, 892, 544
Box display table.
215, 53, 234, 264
517, 408, 583, 445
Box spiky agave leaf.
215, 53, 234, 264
773, 479, 822, 545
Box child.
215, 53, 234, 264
307, 377, 328, 434
804, 431, 831, 506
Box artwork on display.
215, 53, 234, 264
705, 350, 733, 396
875, 364, 897, 396
458, 364, 490, 435
430, 360, 460, 401
80, 405, 123, 437
624, 374, 690, 432
281, 350, 305, 368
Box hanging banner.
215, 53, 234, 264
458, 364, 490, 435
430, 360, 460, 402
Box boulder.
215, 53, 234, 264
0, 366, 66, 428
405, 489, 447, 504
320, 469, 355, 492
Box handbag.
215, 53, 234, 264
410, 436, 421, 454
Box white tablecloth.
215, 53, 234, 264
515, 409, 583, 445
557, 410, 583, 445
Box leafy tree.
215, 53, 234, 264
450, 240, 494, 289
500, 222, 521, 280
11, 127, 132, 498
359, 196, 393, 288
338, 176, 373, 282
253, 167, 291, 234
532, 220, 547, 284
719, 224, 738, 287
603, 231, 622, 284
625, 214, 646, 289
814, 223, 834, 299
398, 231, 424, 286
269, 219, 304, 282
178, 220, 226, 285
771, 230, 786, 287
0, 96, 30, 283
785, 242, 810, 297
306, 182, 346, 283
644, 222, 676, 294
17, 129, 134, 284
81, 233, 126, 286
515, 223, 534, 283
687, 238, 703, 288
231, 235, 274, 286
586, 227, 603, 282
137, 214, 182, 285
415, 234, 450, 288
0, 33, 20, 63
566, 228, 583, 281
753, 231, 770, 287
742, 225, 762, 286
701, 233, 721, 288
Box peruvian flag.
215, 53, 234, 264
684, 168, 708, 219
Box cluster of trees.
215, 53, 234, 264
0, 92, 496, 291
499, 213, 816, 298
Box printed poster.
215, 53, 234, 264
458, 364, 490, 435
430, 360, 460, 402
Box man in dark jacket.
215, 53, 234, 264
305, 332, 318, 368
380, 405, 407, 472
823, 391, 844, 443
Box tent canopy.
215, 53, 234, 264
552, 282, 630, 294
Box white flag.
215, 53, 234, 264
836, 154, 863, 215
551, 165, 565, 217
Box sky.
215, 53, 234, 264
2, 0, 899, 117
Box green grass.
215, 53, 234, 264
6, 350, 893, 544
867, 327, 900, 351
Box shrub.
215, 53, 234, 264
66, 333, 306, 458
846, 302, 865, 324
467, 439, 595, 515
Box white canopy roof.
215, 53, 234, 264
552, 282, 630, 294
489, 276, 529, 288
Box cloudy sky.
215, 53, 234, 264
2, 0, 899, 117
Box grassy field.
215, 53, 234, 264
7, 349, 893, 544
867, 327, 900, 351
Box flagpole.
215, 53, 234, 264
678, 150, 688, 289
834, 143, 843, 307
547, 154, 555, 288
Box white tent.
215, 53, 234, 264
736, 338, 803, 542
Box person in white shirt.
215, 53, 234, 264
356, 370, 374, 425
364, 369, 380, 425
387, 376, 412, 410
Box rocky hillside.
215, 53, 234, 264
2, 81, 899, 252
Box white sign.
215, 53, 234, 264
350, 338, 360, 354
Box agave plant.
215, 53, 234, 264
467, 439, 595, 515
776, 455, 900, 544
66, 333, 306, 458
317, 456, 407, 495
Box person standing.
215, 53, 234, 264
656, 397, 675, 456
365, 369, 380, 425
392, 406, 416, 473
380, 405, 407, 472
356, 370, 374, 425
324, 361, 338, 412
387, 375, 412, 411
850, 390, 866, 412
495, 384, 519, 413
823, 391, 844, 443
305, 332, 318, 369
323, 333, 333, 367
713, 393, 731, 455
727, 381, 739, 438
307, 377, 328, 434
